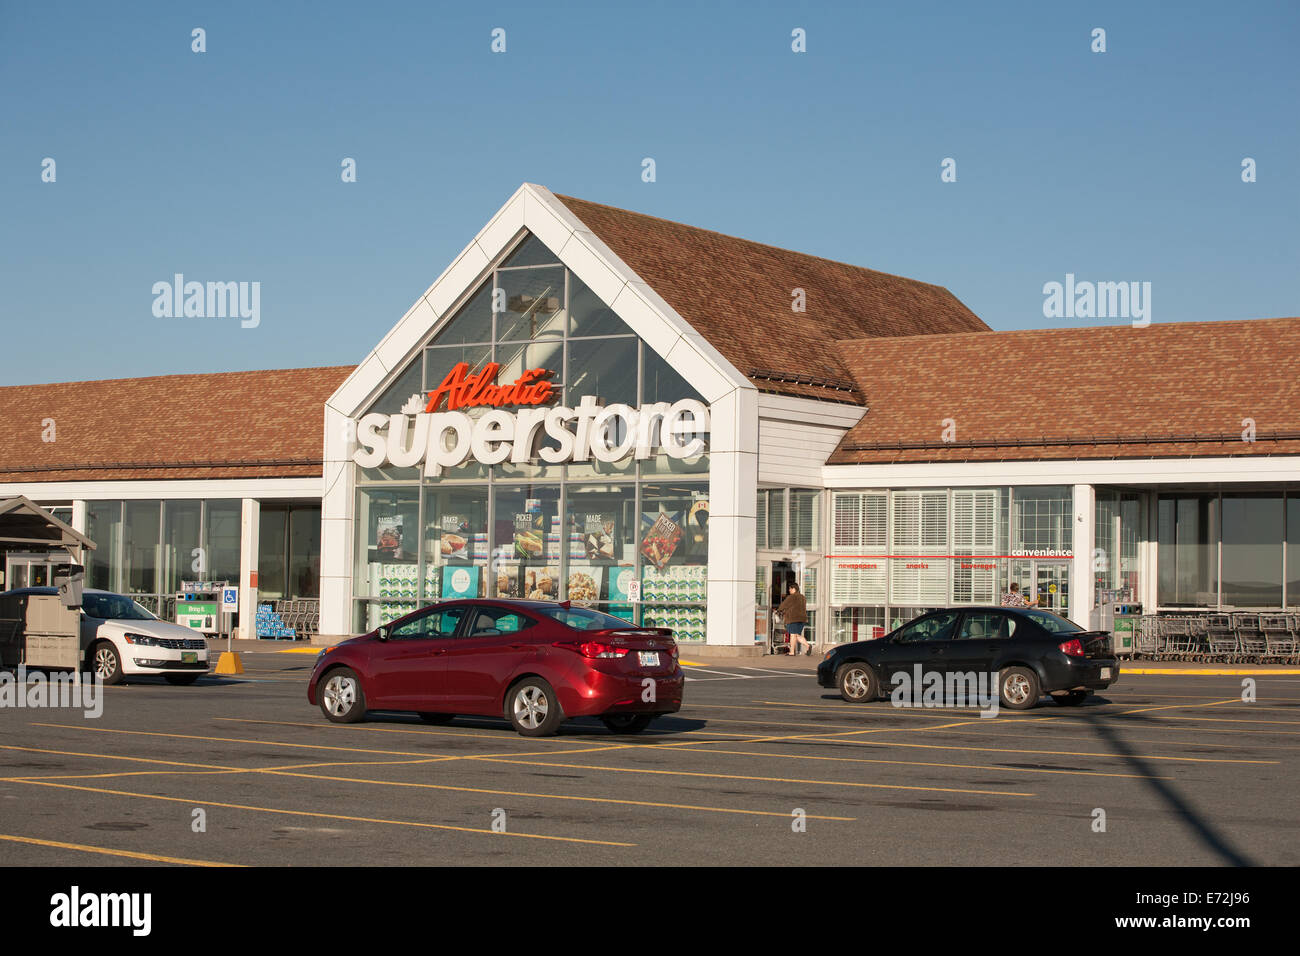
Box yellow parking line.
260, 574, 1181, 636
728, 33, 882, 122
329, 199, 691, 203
0, 742, 856, 823
0, 832, 241, 867
6, 779, 636, 847
774, 735, 1278, 764
466, 756, 1037, 797
656, 746, 1169, 779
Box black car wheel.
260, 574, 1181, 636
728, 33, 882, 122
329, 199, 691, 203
319, 667, 366, 723
418, 712, 455, 724
999, 666, 1041, 710
601, 714, 654, 734
1054, 690, 1089, 706
91, 641, 124, 685
836, 662, 877, 703
507, 678, 564, 737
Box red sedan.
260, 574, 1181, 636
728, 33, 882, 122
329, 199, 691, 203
306, 599, 683, 736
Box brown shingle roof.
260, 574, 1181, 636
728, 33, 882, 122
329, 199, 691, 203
556, 195, 988, 403
829, 318, 1300, 464
0, 366, 354, 482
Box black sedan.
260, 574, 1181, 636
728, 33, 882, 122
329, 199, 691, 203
817, 607, 1119, 709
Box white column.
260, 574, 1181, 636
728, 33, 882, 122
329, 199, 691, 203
238, 498, 260, 640
320, 405, 356, 639
1071, 483, 1095, 628
71, 500, 87, 534
705, 386, 759, 646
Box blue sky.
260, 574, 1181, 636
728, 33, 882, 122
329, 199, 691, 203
2, 0, 1296, 385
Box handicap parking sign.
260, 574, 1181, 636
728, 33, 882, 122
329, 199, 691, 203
221, 587, 239, 610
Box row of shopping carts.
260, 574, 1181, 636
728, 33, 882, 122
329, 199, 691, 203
1133, 612, 1300, 663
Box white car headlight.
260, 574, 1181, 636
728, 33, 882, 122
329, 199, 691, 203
122, 632, 160, 647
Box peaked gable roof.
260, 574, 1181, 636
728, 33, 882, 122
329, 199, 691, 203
555, 194, 989, 403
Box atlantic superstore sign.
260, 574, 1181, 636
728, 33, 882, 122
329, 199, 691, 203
353, 362, 711, 475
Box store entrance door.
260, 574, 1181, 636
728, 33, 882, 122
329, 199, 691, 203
1035, 563, 1068, 613
1009, 561, 1069, 613
768, 560, 797, 652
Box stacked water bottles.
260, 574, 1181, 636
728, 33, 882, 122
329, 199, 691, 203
640, 565, 707, 642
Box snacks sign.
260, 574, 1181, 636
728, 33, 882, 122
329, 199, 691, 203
353, 365, 709, 475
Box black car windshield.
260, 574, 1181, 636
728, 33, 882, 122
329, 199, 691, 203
1021, 609, 1083, 634
81, 592, 158, 621
536, 606, 635, 631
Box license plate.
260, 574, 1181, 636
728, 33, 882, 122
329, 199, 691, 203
1100, 667, 1112, 679
182, 652, 198, 664
638, 651, 660, 667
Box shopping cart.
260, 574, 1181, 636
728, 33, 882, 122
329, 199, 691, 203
1232, 613, 1264, 663
1161, 617, 1198, 660
1260, 614, 1297, 663
1134, 614, 1162, 659
1205, 614, 1237, 663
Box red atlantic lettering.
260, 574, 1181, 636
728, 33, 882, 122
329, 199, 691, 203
424, 363, 556, 413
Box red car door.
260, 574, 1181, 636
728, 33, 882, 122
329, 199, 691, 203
369, 604, 470, 707
441, 606, 541, 715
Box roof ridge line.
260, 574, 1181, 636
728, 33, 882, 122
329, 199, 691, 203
554, 193, 961, 295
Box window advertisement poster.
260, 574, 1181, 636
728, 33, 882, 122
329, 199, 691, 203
442, 565, 481, 599
580, 512, 618, 562
640, 510, 683, 569
439, 514, 469, 563
566, 567, 601, 605
513, 499, 545, 559
607, 566, 637, 621
375, 515, 404, 559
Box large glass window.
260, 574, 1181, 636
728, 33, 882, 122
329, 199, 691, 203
421, 484, 488, 603
162, 501, 202, 594
1220, 493, 1283, 607
205, 500, 242, 585
640, 482, 709, 642
1014, 486, 1072, 553
567, 337, 638, 407
1158, 494, 1219, 606
789, 489, 821, 550
355, 487, 421, 619
1286, 497, 1300, 608
565, 483, 637, 617
491, 485, 561, 601
496, 267, 566, 342
86, 501, 122, 591
122, 501, 160, 595
258, 507, 288, 600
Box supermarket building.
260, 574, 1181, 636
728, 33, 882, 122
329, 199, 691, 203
2, 183, 1299, 651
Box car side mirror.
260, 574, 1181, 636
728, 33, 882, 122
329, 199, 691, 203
377, 625, 390, 641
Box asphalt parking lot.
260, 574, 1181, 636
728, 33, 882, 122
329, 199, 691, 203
1, 653, 1298, 866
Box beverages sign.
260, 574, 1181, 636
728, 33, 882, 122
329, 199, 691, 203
353, 364, 709, 476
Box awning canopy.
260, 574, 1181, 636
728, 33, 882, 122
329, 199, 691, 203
0, 496, 96, 561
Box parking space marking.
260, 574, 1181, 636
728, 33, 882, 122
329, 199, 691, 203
6, 779, 638, 847
778, 734, 1279, 764
0, 832, 242, 867
650, 745, 1170, 779
0, 741, 859, 823
461, 756, 1038, 797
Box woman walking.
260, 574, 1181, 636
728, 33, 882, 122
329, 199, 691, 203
777, 582, 811, 655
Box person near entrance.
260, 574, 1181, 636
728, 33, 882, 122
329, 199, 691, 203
777, 582, 811, 655
1001, 581, 1039, 608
